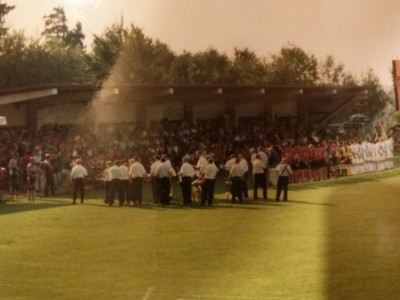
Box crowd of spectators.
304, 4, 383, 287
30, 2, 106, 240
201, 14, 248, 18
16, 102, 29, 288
0, 114, 394, 198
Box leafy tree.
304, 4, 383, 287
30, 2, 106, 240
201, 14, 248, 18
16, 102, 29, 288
170, 51, 194, 84
0, 0, 14, 38
42, 6, 69, 42
318, 55, 356, 86
116, 25, 175, 84
230, 47, 268, 84
65, 21, 85, 49
88, 22, 127, 81
268, 44, 319, 86
0, 31, 26, 87
190, 48, 232, 84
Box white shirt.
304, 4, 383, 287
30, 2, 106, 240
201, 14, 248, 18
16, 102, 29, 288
239, 158, 249, 173
276, 163, 292, 177
230, 163, 244, 177
129, 162, 147, 178
156, 162, 171, 178
109, 165, 121, 180
203, 163, 219, 180
180, 162, 195, 177
119, 164, 129, 180
252, 158, 266, 174
71, 164, 88, 179
150, 160, 161, 176
224, 158, 236, 171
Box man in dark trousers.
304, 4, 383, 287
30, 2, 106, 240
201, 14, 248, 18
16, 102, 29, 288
275, 158, 293, 202
70, 159, 88, 204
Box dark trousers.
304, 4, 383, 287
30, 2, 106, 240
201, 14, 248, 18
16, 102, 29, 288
201, 179, 215, 206
119, 179, 129, 204
231, 177, 243, 202
72, 178, 85, 203
242, 172, 248, 198
132, 177, 143, 204
276, 176, 289, 201
158, 177, 171, 205
109, 179, 120, 206
253, 173, 267, 199
151, 176, 159, 204
181, 176, 192, 204
44, 174, 55, 196
104, 181, 111, 203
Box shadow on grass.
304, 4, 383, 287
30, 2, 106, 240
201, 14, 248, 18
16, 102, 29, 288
0, 200, 70, 216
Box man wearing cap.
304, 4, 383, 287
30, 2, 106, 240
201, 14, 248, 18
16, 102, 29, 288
70, 159, 88, 204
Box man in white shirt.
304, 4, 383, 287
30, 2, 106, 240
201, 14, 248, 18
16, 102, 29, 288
179, 157, 195, 205
238, 153, 249, 199
118, 160, 130, 205
229, 158, 244, 203
200, 157, 219, 206
70, 159, 88, 204
275, 158, 293, 202
252, 154, 267, 200
156, 156, 172, 205
129, 156, 147, 205
150, 155, 161, 204
108, 160, 121, 206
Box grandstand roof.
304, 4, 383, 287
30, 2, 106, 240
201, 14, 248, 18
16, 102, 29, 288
0, 83, 368, 126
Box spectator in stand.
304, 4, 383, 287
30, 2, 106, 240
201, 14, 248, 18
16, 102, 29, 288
27, 157, 38, 202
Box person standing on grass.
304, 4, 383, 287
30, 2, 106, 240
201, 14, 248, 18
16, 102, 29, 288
179, 157, 195, 205
108, 160, 122, 206
200, 157, 219, 206
275, 158, 292, 202
118, 159, 130, 205
229, 158, 244, 203
70, 159, 88, 204
27, 157, 38, 202
252, 154, 267, 200
156, 156, 172, 205
129, 156, 147, 205
103, 161, 112, 204
9, 167, 20, 202
150, 155, 161, 204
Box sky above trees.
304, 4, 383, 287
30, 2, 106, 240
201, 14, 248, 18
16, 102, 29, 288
4, 0, 400, 87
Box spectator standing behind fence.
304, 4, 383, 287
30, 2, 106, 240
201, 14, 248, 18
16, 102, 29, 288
275, 158, 293, 202
27, 157, 38, 202
42, 153, 55, 197
70, 159, 88, 204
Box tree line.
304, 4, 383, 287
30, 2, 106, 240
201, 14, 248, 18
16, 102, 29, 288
0, 3, 394, 120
